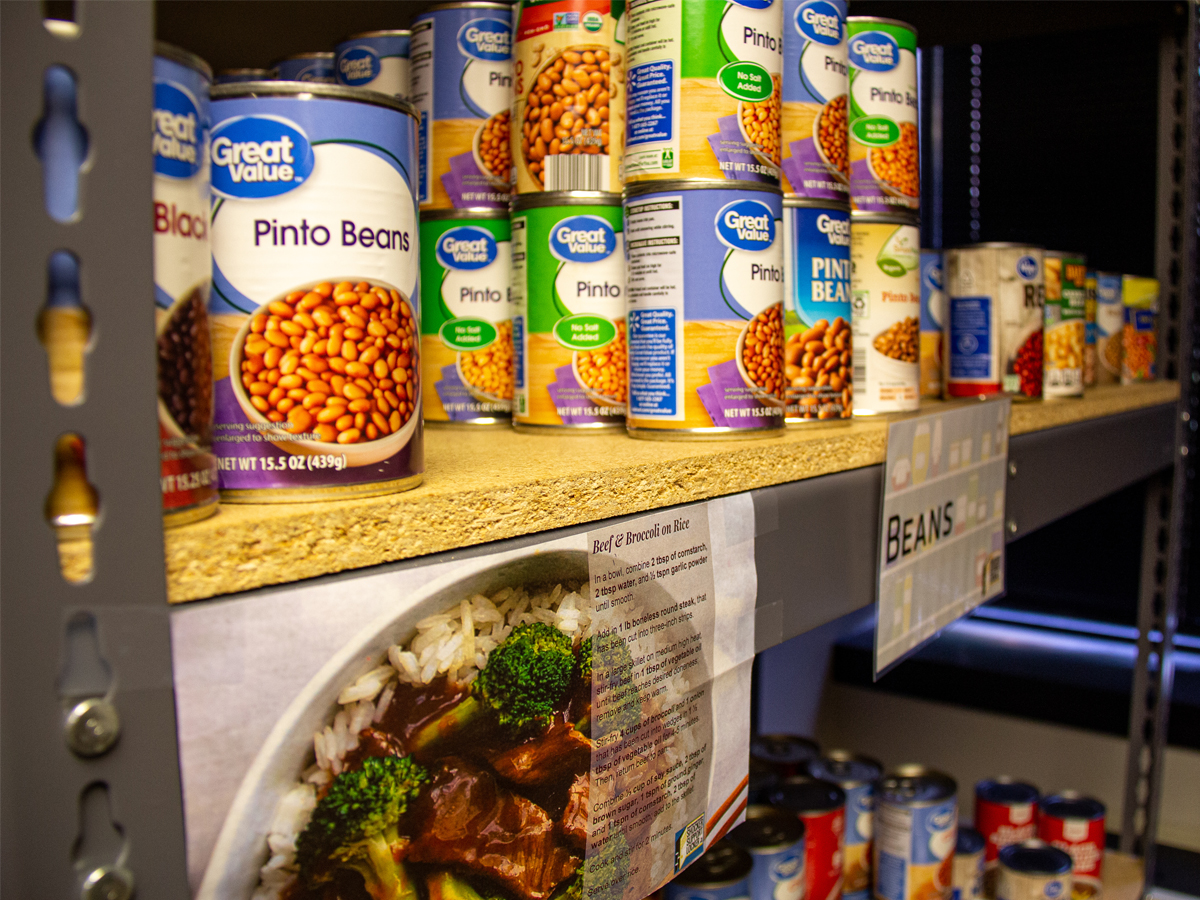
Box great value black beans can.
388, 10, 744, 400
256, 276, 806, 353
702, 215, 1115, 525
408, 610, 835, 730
728, 806, 807, 900
806, 751, 884, 900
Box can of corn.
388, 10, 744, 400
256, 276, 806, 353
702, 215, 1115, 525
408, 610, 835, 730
1042, 251, 1086, 398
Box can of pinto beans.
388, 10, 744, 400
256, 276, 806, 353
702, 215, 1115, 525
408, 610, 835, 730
625, 182, 787, 438
154, 42, 219, 525
335, 30, 413, 100
1042, 251, 1086, 398
420, 211, 513, 424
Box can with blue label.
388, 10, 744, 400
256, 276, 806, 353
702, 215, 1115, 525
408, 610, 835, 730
996, 841, 1072, 900
214, 68, 272, 85
783, 199, 852, 422
919, 250, 944, 398
665, 840, 755, 900
412, 2, 513, 210
729, 805, 807, 900
272, 52, 337, 84
420, 211, 513, 424
806, 751, 883, 900
208, 83, 423, 500
625, 182, 786, 438
336, 30, 412, 100
875, 766, 958, 900
953, 827, 986, 900
1093, 272, 1123, 384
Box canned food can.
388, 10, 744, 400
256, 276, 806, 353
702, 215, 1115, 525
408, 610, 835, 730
995, 841, 1072, 900
411, 2, 513, 209
919, 250, 944, 398
752, 734, 821, 778
975, 778, 1040, 897
1083, 273, 1098, 387
420, 211, 513, 424
729, 805, 807, 900
953, 827, 986, 900
666, 840, 755, 900
1121, 276, 1158, 384
780, 0, 850, 202
944, 244, 1045, 400
624, 0, 784, 185
1042, 252, 1086, 398
1093, 273, 1122, 384
511, 192, 625, 430
512, 0, 625, 193
215, 68, 272, 85
850, 214, 920, 414
769, 778, 848, 900
625, 182, 787, 437
783, 200, 852, 422
208, 83, 423, 500
1037, 793, 1105, 900
335, 30, 413, 100
272, 52, 338, 84
750, 758, 785, 805
154, 43, 219, 526
805, 751, 884, 900
846, 17, 918, 214
874, 766, 958, 900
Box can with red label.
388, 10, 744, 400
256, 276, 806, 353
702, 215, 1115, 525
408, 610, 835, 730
770, 777, 848, 900
996, 841, 1072, 900
976, 779, 1040, 898
752, 734, 822, 779
1037, 793, 1105, 900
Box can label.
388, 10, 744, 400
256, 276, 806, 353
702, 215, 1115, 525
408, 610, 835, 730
1083, 274, 1098, 387
874, 799, 956, 900
274, 56, 337, 83
850, 219, 920, 413
783, 204, 852, 421
1042, 256, 1085, 397
996, 868, 1069, 900
952, 850, 984, 900
626, 187, 786, 433
411, 6, 513, 209
155, 53, 219, 519
420, 217, 513, 422
842, 781, 875, 900
801, 806, 846, 900
512, 202, 626, 426
1039, 816, 1104, 900
1121, 276, 1158, 384
780, 0, 849, 201
1094, 273, 1122, 384
750, 841, 807, 900
336, 33, 412, 99
977, 796, 1036, 867
625, 0, 784, 185
513, 0, 625, 193
208, 95, 422, 493
919, 251, 944, 397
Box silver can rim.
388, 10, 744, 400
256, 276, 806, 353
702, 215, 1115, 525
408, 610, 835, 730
211, 81, 419, 120
155, 41, 213, 81
341, 29, 413, 41
512, 191, 623, 211
421, 208, 512, 223
624, 179, 784, 199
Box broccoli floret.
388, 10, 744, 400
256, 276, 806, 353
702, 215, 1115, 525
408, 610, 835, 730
578, 632, 641, 739
475, 622, 575, 737
296, 755, 429, 900
551, 872, 583, 900
574, 637, 592, 686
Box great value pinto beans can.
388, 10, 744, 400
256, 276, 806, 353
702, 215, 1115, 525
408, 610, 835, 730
665, 841, 755, 900
336, 30, 413, 100
625, 0, 784, 185
729, 805, 807, 900
412, 2, 513, 210
625, 182, 786, 437
752, 734, 821, 779
513, 0, 625, 193
1042, 251, 1086, 398
850, 214, 920, 414
976, 778, 1040, 897
512, 192, 625, 430
769, 777, 848, 900
874, 766, 958, 900
154, 43, 219, 526
780, 0, 849, 202
996, 842, 1072, 900
783, 200, 852, 422
806, 752, 884, 900
272, 52, 337, 84
846, 17, 918, 214
954, 827, 986, 900
208, 83, 422, 500
1037, 794, 1104, 900
919, 250, 944, 398
420, 211, 512, 424
1093, 273, 1122, 384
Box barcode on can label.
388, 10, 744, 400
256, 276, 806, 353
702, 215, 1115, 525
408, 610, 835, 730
544, 154, 610, 191
853, 345, 867, 384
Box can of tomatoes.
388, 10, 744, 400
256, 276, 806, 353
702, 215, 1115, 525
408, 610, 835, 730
665, 841, 755, 900
769, 777, 848, 900
846, 17, 918, 215
1042, 252, 1086, 398
874, 766, 958, 900
806, 751, 884, 900
1121, 276, 1158, 384
208, 83, 422, 500
995, 842, 1072, 900
272, 52, 336, 84
729, 805, 808, 900
411, 2, 513, 209
335, 30, 413, 100
512, 0, 625, 193
752, 734, 821, 779
954, 827, 986, 900
1037, 793, 1105, 900
975, 778, 1040, 898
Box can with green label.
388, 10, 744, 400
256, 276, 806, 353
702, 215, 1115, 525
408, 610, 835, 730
1042, 251, 1086, 398
511, 192, 626, 431
420, 211, 514, 424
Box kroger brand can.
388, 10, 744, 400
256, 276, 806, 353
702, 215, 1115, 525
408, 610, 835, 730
954, 827, 986, 900
624, 0, 784, 185
1093, 273, 1122, 384
976, 779, 1040, 897
780, 0, 849, 202
272, 52, 337, 84
996, 842, 1072, 900
420, 212, 513, 424
850, 214, 920, 414
336, 30, 413, 99
208, 84, 422, 500
1042, 252, 1086, 398
944, 245, 1045, 400
411, 2, 513, 210
625, 182, 786, 437
513, 0, 626, 193
665, 841, 754, 900
1037, 794, 1105, 900
215, 68, 272, 85
729, 805, 807, 900
874, 766, 958, 900
769, 777, 847, 900
783, 200, 852, 422
919, 250, 944, 398
752, 734, 821, 779
512, 192, 625, 430
154, 43, 219, 526
1121, 276, 1158, 384
846, 18, 918, 214
806, 752, 884, 900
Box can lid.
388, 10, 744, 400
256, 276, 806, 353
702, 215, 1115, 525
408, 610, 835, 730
342, 29, 412, 39
976, 778, 1040, 806
211, 81, 419, 120
805, 751, 883, 787
155, 41, 213, 81
1039, 793, 1106, 822
728, 806, 805, 851
768, 777, 846, 815
957, 826, 986, 855
674, 840, 754, 886
625, 180, 783, 200
850, 210, 920, 227
784, 197, 851, 212
419, 2, 514, 17
846, 16, 919, 40
512, 191, 621, 211
879, 765, 957, 804
947, 242, 1044, 251
751, 734, 820, 767
998, 840, 1073, 876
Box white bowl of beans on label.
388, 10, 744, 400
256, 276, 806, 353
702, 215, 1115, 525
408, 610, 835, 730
735, 306, 788, 407
472, 109, 513, 190
813, 95, 850, 185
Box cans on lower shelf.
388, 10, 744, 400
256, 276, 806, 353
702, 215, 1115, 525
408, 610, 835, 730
1038, 793, 1105, 900
954, 827, 986, 900
976, 778, 1040, 897
806, 751, 884, 900
729, 805, 807, 900
751, 734, 821, 780
874, 765, 957, 900
664, 840, 755, 900
996, 841, 1073, 900
769, 777, 847, 900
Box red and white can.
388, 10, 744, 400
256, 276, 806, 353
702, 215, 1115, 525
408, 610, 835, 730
1038, 793, 1105, 900
770, 777, 848, 900
976, 778, 1040, 898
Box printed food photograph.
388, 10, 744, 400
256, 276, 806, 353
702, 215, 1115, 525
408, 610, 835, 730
868, 121, 918, 199
739, 75, 783, 168
815, 95, 850, 183
873, 316, 919, 363
457, 319, 515, 403
159, 285, 214, 445
475, 110, 513, 188
738, 304, 786, 402
785, 316, 852, 420
573, 320, 628, 406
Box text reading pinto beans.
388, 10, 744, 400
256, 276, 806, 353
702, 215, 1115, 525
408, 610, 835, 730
252, 218, 412, 251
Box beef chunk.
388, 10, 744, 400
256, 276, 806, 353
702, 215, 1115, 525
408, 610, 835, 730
487, 721, 593, 787
559, 774, 588, 850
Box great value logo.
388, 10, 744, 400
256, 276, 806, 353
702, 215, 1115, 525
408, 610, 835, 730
458, 18, 512, 61
770, 850, 804, 881
796, 0, 844, 44
210, 115, 314, 199
817, 212, 850, 246
922, 257, 943, 291
716, 198, 776, 250
337, 46, 381, 85
154, 81, 205, 179
437, 225, 498, 270
849, 31, 899, 71
1017, 255, 1039, 280
549, 215, 616, 261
